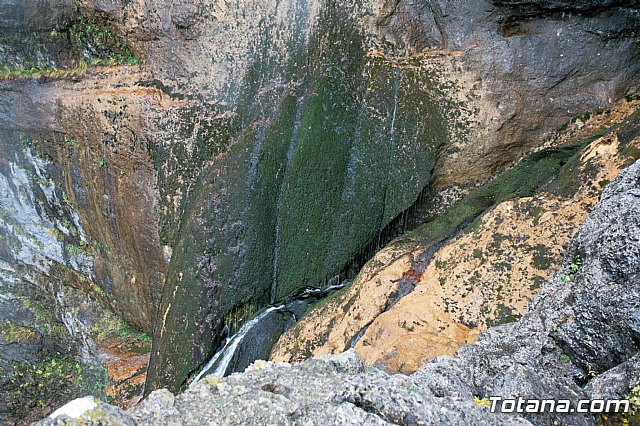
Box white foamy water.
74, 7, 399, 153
189, 305, 285, 387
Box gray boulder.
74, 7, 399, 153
414, 159, 640, 425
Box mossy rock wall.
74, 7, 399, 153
146, 0, 450, 393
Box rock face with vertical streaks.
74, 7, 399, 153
36, 146, 640, 426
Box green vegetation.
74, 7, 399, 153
0, 56, 137, 81
91, 309, 151, 345
13, 223, 26, 237
67, 244, 83, 257
402, 144, 582, 246
65, 135, 81, 157
69, 17, 139, 66
627, 386, 640, 425
362, 364, 374, 373
0, 320, 37, 342
90, 282, 107, 298
48, 227, 66, 242
21, 298, 66, 336
0, 16, 139, 81
62, 192, 75, 208
5, 357, 107, 422
0, 62, 86, 81
560, 255, 582, 282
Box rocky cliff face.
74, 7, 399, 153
143, 0, 640, 395
36, 158, 640, 425
0, 0, 639, 422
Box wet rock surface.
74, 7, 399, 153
144, 0, 640, 394
272, 101, 640, 372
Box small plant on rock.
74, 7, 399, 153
474, 396, 491, 409
560, 255, 583, 282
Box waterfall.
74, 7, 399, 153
189, 278, 351, 388
189, 305, 285, 387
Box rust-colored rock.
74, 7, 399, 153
99, 336, 150, 408
271, 242, 417, 362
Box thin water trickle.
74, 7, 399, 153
246, 128, 267, 187
390, 71, 399, 139
300, 280, 349, 297
377, 69, 401, 250
271, 96, 305, 303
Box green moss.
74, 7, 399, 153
91, 309, 151, 345
598, 179, 610, 188
13, 223, 26, 237
148, 0, 448, 393
5, 357, 108, 422
21, 298, 67, 337
68, 17, 139, 65
274, 76, 354, 298
627, 386, 640, 425
403, 144, 582, 244
0, 15, 139, 81
532, 244, 552, 270
274, 60, 445, 298
486, 303, 519, 326
0, 320, 37, 342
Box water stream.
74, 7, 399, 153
189, 279, 349, 388
188, 305, 285, 387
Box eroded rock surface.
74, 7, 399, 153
411, 155, 640, 426
37, 351, 531, 426
1, 0, 639, 417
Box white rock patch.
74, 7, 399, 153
49, 396, 97, 419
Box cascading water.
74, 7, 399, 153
189, 305, 285, 387
189, 279, 350, 388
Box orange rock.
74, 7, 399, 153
99, 336, 150, 408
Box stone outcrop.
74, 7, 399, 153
37, 351, 531, 426
271, 100, 640, 372
411, 155, 640, 426
0, 0, 639, 421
